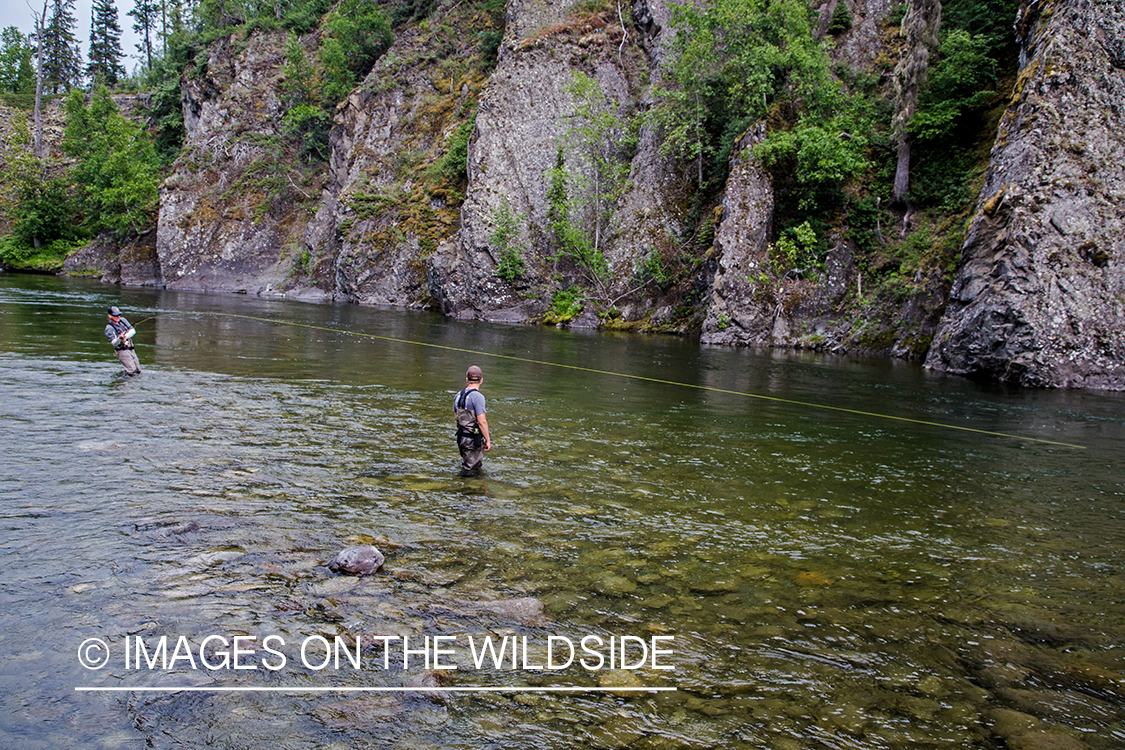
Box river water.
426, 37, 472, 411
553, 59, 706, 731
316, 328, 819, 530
1, 273, 1122, 749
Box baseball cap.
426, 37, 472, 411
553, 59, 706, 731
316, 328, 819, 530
108, 306, 121, 316
466, 365, 483, 382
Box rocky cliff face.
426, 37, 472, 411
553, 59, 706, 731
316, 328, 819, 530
64, 229, 162, 286
818, 0, 895, 70
429, 0, 676, 324
303, 3, 495, 307
925, 0, 1125, 389
699, 124, 777, 344
157, 31, 326, 296
698, 129, 880, 353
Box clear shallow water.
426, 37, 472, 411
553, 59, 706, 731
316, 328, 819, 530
1, 273, 1123, 749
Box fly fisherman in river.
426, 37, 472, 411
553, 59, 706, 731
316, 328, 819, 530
454, 365, 490, 476
105, 306, 141, 377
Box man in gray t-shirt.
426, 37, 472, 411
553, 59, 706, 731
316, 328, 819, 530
453, 365, 491, 476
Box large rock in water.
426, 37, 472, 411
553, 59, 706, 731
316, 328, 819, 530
328, 545, 385, 576
926, 0, 1125, 389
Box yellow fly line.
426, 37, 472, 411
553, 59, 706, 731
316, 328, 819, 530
134, 310, 1087, 450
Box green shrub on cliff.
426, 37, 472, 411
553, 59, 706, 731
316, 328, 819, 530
827, 1, 853, 35
62, 86, 160, 237
654, 0, 872, 244
280, 34, 332, 160
490, 202, 526, 282
655, 0, 851, 189
908, 28, 999, 210
320, 0, 393, 102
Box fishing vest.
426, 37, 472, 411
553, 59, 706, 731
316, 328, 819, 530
455, 388, 483, 446
108, 319, 135, 350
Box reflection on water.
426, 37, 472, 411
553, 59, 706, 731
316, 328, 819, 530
1, 274, 1123, 749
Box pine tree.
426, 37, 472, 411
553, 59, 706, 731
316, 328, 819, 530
87, 0, 126, 86
129, 0, 160, 71
40, 0, 84, 93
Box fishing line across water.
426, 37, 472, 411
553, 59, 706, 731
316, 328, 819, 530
132, 310, 1087, 450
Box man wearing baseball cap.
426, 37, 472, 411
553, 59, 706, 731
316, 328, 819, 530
453, 365, 491, 476
105, 306, 141, 376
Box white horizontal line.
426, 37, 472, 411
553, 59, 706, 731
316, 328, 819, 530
75, 686, 678, 693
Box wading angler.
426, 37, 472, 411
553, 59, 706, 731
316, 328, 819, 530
454, 365, 490, 476
104, 306, 141, 376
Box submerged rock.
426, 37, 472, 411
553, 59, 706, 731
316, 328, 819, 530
328, 545, 385, 576
404, 669, 449, 705
404, 669, 444, 689
315, 695, 406, 728
592, 572, 638, 597
794, 571, 833, 587
478, 597, 547, 625
166, 520, 201, 536
1008, 731, 1091, 750
598, 669, 645, 698
987, 708, 1044, 739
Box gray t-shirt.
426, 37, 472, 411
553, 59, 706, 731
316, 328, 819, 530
454, 388, 486, 416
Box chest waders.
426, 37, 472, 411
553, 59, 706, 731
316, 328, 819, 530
455, 389, 483, 448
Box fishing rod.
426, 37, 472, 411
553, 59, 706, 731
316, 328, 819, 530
131, 310, 1087, 450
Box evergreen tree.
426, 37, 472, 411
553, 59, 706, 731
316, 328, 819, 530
130, 0, 160, 70
88, 0, 126, 86
165, 0, 187, 37
0, 27, 36, 96
40, 0, 84, 93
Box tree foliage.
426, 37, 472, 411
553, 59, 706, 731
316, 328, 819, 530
0, 117, 78, 262
657, 0, 864, 208
62, 86, 160, 236
754, 114, 869, 211
890, 0, 941, 205
279, 33, 330, 159
544, 72, 634, 296
910, 29, 996, 143
490, 201, 526, 282
276, 0, 392, 160
827, 0, 853, 35
564, 71, 633, 260
319, 0, 392, 102
905, 0, 1013, 211
129, 0, 161, 70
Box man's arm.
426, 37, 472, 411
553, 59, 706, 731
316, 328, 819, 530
476, 414, 491, 451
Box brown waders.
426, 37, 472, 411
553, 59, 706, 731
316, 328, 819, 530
455, 389, 484, 476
